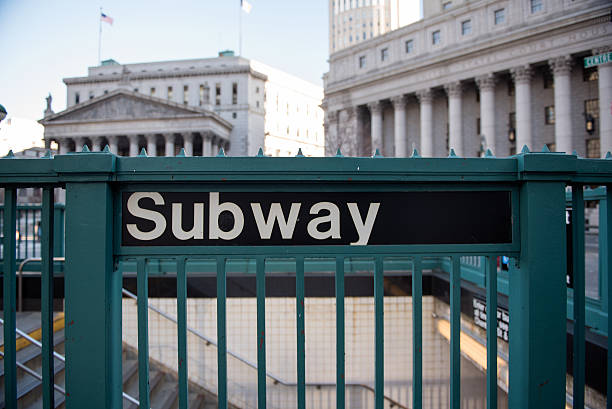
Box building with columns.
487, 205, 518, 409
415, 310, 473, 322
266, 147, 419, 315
41, 53, 324, 157
323, 0, 612, 158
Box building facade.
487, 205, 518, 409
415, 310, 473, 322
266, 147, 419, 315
323, 0, 612, 158
329, 0, 419, 53
41, 54, 324, 157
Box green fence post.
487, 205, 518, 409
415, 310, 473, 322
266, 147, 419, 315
58, 151, 121, 409
509, 177, 567, 408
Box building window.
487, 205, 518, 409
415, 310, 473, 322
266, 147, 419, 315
75, 93, 80, 104
199, 85, 204, 105
530, 0, 543, 13
583, 66, 599, 82
359, 55, 366, 68
587, 139, 600, 158
432, 30, 441, 45
545, 106, 555, 125
256, 101, 260, 108
150, 87, 156, 96
363, 32, 366, 40
232, 112, 237, 119
585, 99, 599, 119
183, 85, 188, 105
232, 82, 238, 104
215, 83, 221, 105
104, 90, 108, 94
381, 48, 389, 61
543, 69, 554, 89
167, 86, 173, 100
494, 9, 505, 25
133, 88, 139, 93
461, 20, 472, 35
405, 39, 414, 53
443, 2, 452, 10
89, 91, 94, 100
476, 118, 481, 135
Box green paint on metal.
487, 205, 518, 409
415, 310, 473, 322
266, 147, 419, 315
296, 256, 306, 409
606, 187, 612, 409
374, 256, 384, 409
177, 257, 188, 409
41, 187, 55, 409
335, 256, 345, 409
217, 257, 228, 409
450, 256, 461, 409
486, 255, 498, 409
572, 186, 585, 409
137, 257, 151, 409
256, 256, 267, 409
3, 188, 17, 408
412, 256, 423, 409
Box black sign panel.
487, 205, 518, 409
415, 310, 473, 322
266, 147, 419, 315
121, 191, 512, 246
473, 297, 509, 342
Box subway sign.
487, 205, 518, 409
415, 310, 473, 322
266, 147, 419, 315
121, 191, 512, 246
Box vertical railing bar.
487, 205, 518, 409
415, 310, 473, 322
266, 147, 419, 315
16, 207, 21, 260
177, 256, 188, 409
374, 256, 384, 409
296, 256, 306, 409
486, 255, 498, 409
3, 188, 17, 408
137, 257, 151, 409
41, 187, 55, 409
450, 255, 461, 409
606, 185, 612, 409
412, 256, 423, 409
217, 256, 228, 409
256, 255, 267, 409
25, 207, 29, 259
335, 256, 345, 409
572, 184, 585, 409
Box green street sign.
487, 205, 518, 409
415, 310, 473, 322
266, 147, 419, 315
584, 52, 612, 68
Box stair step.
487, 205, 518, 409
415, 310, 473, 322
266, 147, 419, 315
151, 379, 178, 409
188, 393, 204, 409
0, 329, 65, 377
0, 360, 65, 409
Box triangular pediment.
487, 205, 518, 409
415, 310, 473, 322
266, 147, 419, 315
41, 89, 210, 123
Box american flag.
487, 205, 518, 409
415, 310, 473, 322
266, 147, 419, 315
100, 12, 114, 25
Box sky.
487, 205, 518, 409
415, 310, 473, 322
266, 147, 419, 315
0, 0, 329, 122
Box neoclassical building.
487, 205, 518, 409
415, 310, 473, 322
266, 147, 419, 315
323, 0, 612, 158
41, 53, 324, 157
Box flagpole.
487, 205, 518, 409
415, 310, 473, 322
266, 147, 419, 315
98, 7, 102, 65
239, 0, 243, 56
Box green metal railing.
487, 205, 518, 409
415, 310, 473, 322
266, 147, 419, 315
1, 147, 610, 408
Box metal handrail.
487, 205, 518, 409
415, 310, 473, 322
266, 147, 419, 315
122, 288, 409, 409
17, 257, 65, 312
0, 318, 139, 405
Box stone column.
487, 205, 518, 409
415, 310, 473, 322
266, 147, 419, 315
44, 138, 51, 150
183, 133, 194, 156
203, 133, 212, 156
129, 135, 139, 157
92, 136, 104, 152
549, 56, 574, 153
165, 134, 175, 157
108, 136, 118, 155
146, 134, 157, 157
476, 74, 497, 155
596, 47, 612, 156
324, 110, 339, 156
58, 138, 69, 155
445, 81, 463, 156
368, 101, 383, 154
417, 89, 433, 157
74, 137, 85, 152
511, 65, 534, 151
390, 96, 407, 157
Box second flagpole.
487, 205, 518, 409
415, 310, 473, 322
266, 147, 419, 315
98, 7, 102, 65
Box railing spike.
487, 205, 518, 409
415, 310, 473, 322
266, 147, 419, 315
296, 148, 304, 157
139, 148, 148, 157
177, 148, 186, 157
373, 148, 383, 157
571, 150, 579, 157
103, 145, 111, 153
448, 148, 457, 157
335, 148, 343, 157
521, 145, 530, 154
42, 149, 52, 158
6, 150, 15, 158
411, 148, 420, 158
606, 152, 612, 159
81, 145, 90, 153
217, 147, 226, 157
485, 148, 495, 158
257, 147, 264, 157
541, 145, 551, 153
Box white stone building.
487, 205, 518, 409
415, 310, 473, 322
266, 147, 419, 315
41, 53, 324, 157
323, 0, 612, 158
329, 0, 420, 53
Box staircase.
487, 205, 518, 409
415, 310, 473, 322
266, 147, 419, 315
0, 313, 224, 408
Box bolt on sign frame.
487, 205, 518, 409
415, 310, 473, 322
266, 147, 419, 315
1, 148, 611, 409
